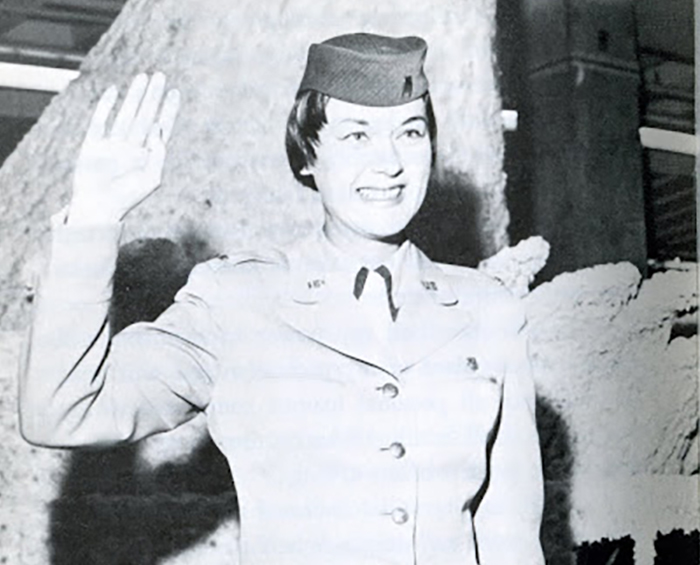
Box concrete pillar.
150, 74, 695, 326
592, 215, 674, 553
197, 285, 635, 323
521, 0, 647, 280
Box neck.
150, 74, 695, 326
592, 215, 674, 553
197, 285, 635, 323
322, 222, 405, 266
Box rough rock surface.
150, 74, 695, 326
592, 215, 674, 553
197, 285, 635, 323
527, 263, 698, 477
570, 476, 698, 565
526, 263, 699, 565
0, 0, 507, 333
0, 331, 68, 565
478, 235, 550, 297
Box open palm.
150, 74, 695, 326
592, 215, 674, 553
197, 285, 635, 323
69, 72, 180, 226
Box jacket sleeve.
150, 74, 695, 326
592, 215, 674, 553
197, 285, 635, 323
19, 220, 220, 448
472, 294, 545, 565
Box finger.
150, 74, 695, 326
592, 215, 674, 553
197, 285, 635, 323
144, 124, 166, 187
146, 121, 163, 153
157, 88, 181, 144
128, 72, 166, 145
146, 122, 167, 171
84, 85, 118, 143
110, 73, 148, 139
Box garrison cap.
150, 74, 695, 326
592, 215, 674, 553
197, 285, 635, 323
297, 32, 429, 107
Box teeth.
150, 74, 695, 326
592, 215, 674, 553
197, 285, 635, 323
357, 186, 403, 201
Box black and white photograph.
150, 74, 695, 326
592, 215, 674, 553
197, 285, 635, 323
0, 0, 697, 564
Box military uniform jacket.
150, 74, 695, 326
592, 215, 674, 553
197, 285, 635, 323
21, 223, 544, 565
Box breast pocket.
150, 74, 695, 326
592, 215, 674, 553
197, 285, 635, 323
453, 363, 502, 428
405, 351, 503, 468
411, 349, 505, 447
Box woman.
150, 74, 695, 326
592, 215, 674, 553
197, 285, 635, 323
20, 33, 544, 564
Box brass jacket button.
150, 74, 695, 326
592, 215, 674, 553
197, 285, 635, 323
390, 507, 409, 525
383, 442, 406, 459
379, 383, 399, 398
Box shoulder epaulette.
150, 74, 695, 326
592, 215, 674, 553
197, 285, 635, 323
206, 248, 287, 272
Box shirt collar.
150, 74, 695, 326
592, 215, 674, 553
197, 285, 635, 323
284, 229, 458, 308
322, 233, 413, 307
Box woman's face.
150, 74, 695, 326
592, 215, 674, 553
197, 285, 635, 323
304, 97, 432, 243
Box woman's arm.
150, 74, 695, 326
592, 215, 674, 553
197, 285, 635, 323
17, 73, 217, 448
20, 222, 221, 447
472, 299, 545, 565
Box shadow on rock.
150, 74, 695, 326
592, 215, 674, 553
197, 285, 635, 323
407, 168, 485, 267
49, 441, 237, 565
537, 395, 576, 565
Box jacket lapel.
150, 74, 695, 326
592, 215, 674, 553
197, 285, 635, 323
276, 232, 474, 376
277, 233, 403, 376
391, 246, 475, 371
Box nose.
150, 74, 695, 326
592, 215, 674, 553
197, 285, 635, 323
371, 138, 403, 178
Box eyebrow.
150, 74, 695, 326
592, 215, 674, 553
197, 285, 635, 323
335, 116, 428, 127
337, 118, 370, 126
401, 116, 428, 126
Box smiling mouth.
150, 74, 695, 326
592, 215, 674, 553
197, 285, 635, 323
356, 185, 405, 202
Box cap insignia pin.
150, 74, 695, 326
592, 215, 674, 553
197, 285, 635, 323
402, 76, 413, 98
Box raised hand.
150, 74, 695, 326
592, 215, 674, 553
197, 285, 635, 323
68, 72, 181, 226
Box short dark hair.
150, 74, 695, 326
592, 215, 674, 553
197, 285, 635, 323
285, 90, 437, 190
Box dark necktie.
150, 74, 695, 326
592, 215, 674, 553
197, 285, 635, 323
353, 265, 399, 322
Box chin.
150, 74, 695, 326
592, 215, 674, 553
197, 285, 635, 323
360, 219, 413, 241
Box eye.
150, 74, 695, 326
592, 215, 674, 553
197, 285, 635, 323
342, 131, 369, 142
401, 127, 427, 139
